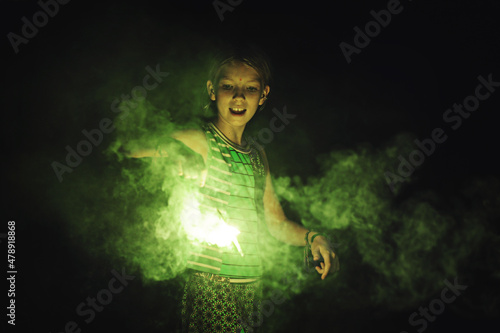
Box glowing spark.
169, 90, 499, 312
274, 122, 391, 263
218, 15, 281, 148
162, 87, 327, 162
180, 197, 244, 256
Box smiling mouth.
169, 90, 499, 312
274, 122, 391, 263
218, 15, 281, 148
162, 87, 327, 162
230, 108, 246, 116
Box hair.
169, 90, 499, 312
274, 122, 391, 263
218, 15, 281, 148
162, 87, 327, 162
205, 42, 273, 115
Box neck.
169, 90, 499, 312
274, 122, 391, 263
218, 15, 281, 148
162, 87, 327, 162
214, 117, 246, 145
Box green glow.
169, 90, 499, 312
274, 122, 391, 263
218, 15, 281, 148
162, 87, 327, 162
41, 41, 498, 321
179, 196, 243, 255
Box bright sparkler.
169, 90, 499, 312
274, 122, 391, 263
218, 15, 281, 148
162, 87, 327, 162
180, 197, 244, 256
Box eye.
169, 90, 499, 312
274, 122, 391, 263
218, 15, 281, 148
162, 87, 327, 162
221, 84, 233, 90
247, 86, 259, 92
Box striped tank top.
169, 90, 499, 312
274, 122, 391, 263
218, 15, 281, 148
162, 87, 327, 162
186, 122, 266, 281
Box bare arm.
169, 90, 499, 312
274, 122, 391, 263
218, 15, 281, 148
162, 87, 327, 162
260, 148, 313, 246
261, 150, 338, 279
126, 129, 208, 163
125, 129, 209, 184
263, 171, 309, 246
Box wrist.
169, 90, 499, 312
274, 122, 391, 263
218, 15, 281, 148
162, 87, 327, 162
304, 230, 313, 247
304, 230, 325, 246
311, 232, 328, 245
308, 231, 318, 245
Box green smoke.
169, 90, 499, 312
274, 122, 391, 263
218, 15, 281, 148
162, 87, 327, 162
34, 19, 497, 328
269, 133, 499, 311
45, 85, 498, 311
42, 37, 222, 283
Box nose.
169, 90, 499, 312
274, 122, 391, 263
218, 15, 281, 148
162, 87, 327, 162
232, 87, 246, 101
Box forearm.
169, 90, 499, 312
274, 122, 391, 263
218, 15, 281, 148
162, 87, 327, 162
267, 218, 322, 247
126, 146, 167, 158
121, 134, 172, 158
262, 164, 326, 247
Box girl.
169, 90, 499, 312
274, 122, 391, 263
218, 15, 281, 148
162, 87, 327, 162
129, 44, 338, 332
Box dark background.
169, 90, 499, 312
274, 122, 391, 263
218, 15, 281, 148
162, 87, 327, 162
3, 0, 500, 332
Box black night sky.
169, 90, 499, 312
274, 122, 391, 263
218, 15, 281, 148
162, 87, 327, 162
3, 0, 500, 332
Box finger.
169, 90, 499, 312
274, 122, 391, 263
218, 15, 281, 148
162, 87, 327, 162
199, 169, 207, 187
315, 262, 324, 274
178, 160, 183, 176
185, 172, 196, 179
321, 250, 332, 280
312, 247, 321, 261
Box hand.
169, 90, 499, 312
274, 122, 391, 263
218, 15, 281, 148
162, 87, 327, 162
175, 150, 207, 187
311, 235, 340, 280
177, 158, 207, 187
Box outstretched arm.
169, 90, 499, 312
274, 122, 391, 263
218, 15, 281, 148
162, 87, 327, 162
125, 129, 208, 161
124, 129, 209, 185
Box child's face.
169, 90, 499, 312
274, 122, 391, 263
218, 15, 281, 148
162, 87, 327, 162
208, 61, 269, 128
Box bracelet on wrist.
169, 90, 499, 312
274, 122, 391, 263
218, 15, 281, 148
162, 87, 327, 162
310, 232, 328, 245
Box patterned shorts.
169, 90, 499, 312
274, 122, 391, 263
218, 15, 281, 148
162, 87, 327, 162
181, 271, 263, 333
